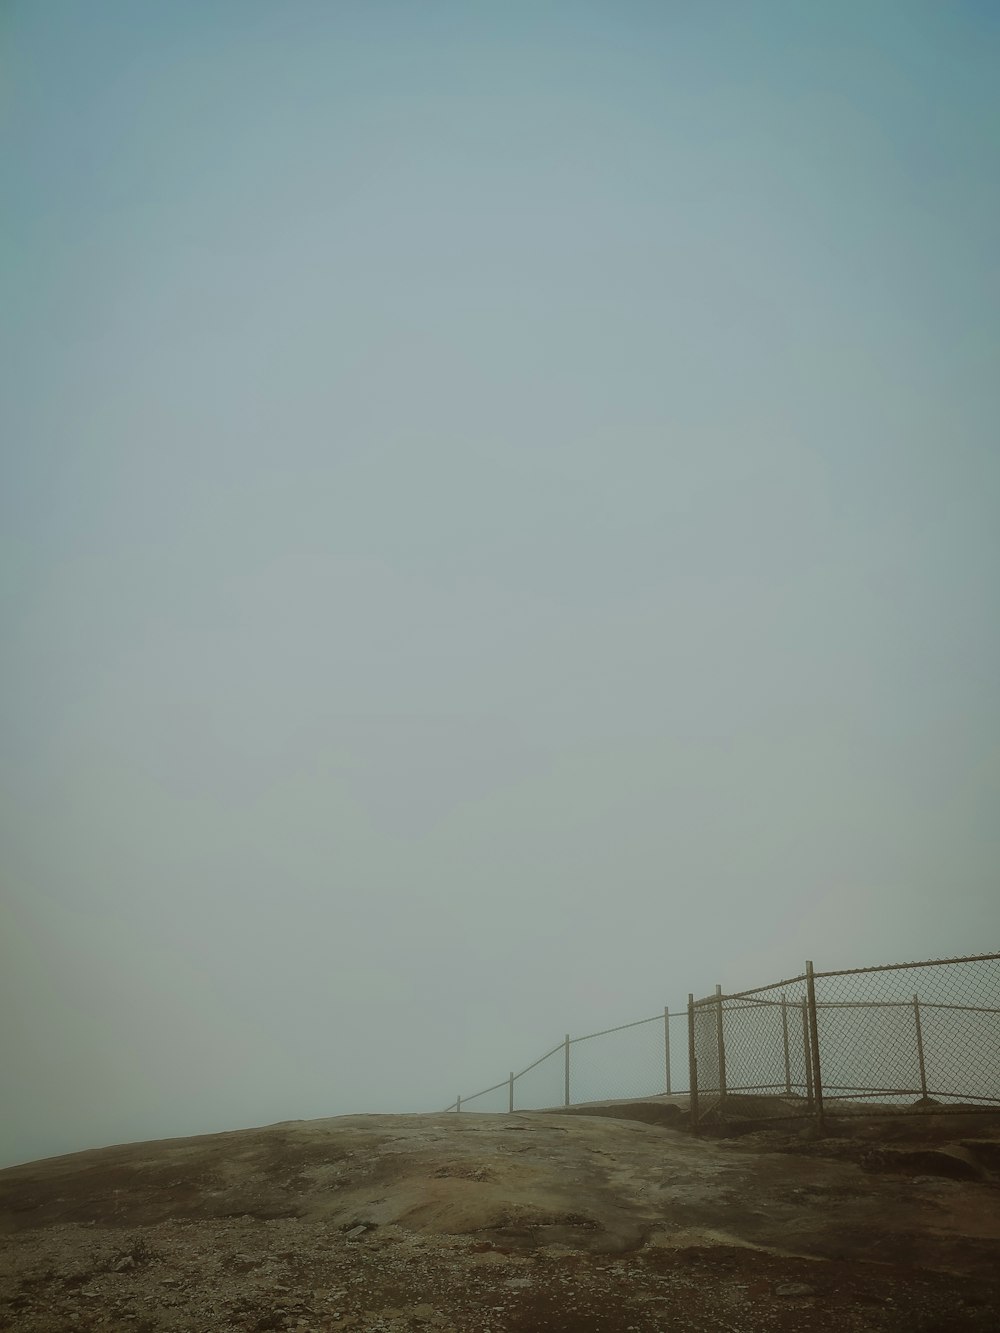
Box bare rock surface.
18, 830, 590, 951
2, 1107, 999, 1331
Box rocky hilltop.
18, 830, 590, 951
1, 1104, 999, 1331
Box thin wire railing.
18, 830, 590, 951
443, 1012, 684, 1113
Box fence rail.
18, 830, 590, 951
442, 952, 1000, 1132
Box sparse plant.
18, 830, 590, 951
105, 1235, 162, 1272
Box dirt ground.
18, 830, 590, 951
1, 1101, 998, 1332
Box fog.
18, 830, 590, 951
2, 1, 998, 1169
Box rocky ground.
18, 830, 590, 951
1, 1102, 998, 1332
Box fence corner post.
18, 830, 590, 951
564, 1033, 571, 1107
456, 1094, 461, 1114
715, 983, 728, 1118
805, 960, 825, 1133
687, 993, 699, 1133
508, 1071, 515, 1114
913, 994, 928, 1099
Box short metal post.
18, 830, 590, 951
509, 1071, 515, 1114
664, 1006, 672, 1095
801, 1000, 814, 1109
781, 996, 792, 1095
564, 1034, 571, 1107
715, 984, 728, 1112
913, 994, 928, 1099
805, 961, 825, 1131
456, 1095, 462, 1114
687, 993, 699, 1131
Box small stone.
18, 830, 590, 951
775, 1282, 814, 1297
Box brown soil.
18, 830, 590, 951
1, 1102, 998, 1331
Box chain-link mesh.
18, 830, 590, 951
691, 995, 721, 1095
692, 977, 814, 1127
812, 955, 1000, 1114
688, 955, 1000, 1129
443, 954, 1000, 1131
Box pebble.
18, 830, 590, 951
775, 1282, 815, 1297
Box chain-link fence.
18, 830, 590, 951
690, 975, 815, 1128
690, 953, 1000, 1131
442, 953, 1000, 1133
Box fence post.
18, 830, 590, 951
801, 1000, 814, 1110
715, 984, 728, 1115
509, 1071, 515, 1114
564, 1034, 571, 1107
805, 961, 825, 1131
780, 996, 792, 1095
456, 1095, 461, 1114
687, 993, 699, 1132
664, 1006, 672, 1095
913, 994, 928, 1099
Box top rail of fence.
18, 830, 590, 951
572, 1012, 667, 1043
693, 952, 1000, 1006
513, 1040, 565, 1081
715, 996, 1000, 1014
467, 1079, 509, 1102
811, 951, 1000, 979
693, 973, 807, 1005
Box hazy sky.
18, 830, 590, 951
2, 1, 998, 1168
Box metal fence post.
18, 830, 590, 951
715, 984, 728, 1114
687, 993, 699, 1132
564, 1034, 571, 1107
805, 961, 825, 1131
801, 1000, 814, 1110
780, 996, 792, 1095
913, 994, 928, 1099
664, 1006, 672, 1095
508, 1071, 515, 1114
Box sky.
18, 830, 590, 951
2, 0, 998, 1168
